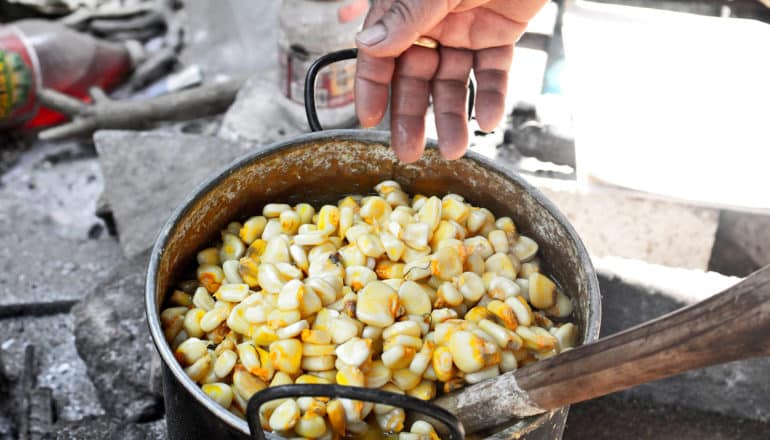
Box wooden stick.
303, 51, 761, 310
434, 265, 770, 434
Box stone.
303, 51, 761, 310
218, 71, 306, 145
0, 141, 123, 309
0, 314, 104, 424
94, 130, 253, 257
709, 210, 770, 277
49, 417, 167, 440
596, 261, 770, 422
530, 179, 719, 269
71, 251, 163, 422
565, 394, 770, 440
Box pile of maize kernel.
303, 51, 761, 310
161, 180, 579, 439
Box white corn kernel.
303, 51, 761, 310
441, 197, 470, 223
356, 281, 399, 327
404, 256, 432, 281
360, 196, 392, 225
183, 308, 206, 338
336, 364, 365, 387
202, 382, 233, 408
175, 337, 208, 366
454, 272, 485, 302
317, 205, 340, 234
506, 295, 534, 326
500, 350, 518, 372
267, 309, 301, 327
269, 398, 300, 431
466, 209, 489, 235
554, 323, 579, 351
430, 246, 463, 281
516, 326, 557, 353
200, 307, 229, 333
295, 412, 327, 438
301, 355, 336, 371
486, 253, 517, 279
277, 279, 304, 310
365, 360, 392, 388
478, 319, 522, 350
430, 308, 458, 326
436, 281, 464, 307
489, 276, 521, 300
197, 247, 220, 266
448, 330, 486, 373
392, 368, 421, 391
240, 216, 267, 244
263, 203, 292, 218
465, 365, 500, 384
417, 196, 442, 231
336, 337, 372, 367
401, 222, 431, 250
220, 233, 246, 262
331, 316, 361, 344
184, 353, 212, 383
295, 203, 315, 224
464, 236, 494, 260
214, 349, 237, 378
383, 321, 421, 340
382, 345, 415, 370
512, 235, 538, 262
215, 283, 249, 302
546, 290, 574, 318
288, 244, 309, 272
192, 287, 216, 311
277, 320, 309, 340
279, 209, 301, 235
344, 265, 377, 292
488, 230, 510, 254
261, 218, 282, 241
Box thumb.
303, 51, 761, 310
355, 0, 459, 57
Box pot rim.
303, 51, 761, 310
145, 129, 601, 437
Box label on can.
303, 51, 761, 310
0, 26, 37, 128
279, 44, 355, 109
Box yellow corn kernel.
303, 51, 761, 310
292, 202, 315, 225
415, 196, 440, 231
262, 219, 283, 241
239, 216, 267, 244
372, 260, 403, 281
246, 237, 267, 261
529, 273, 556, 309
486, 253, 517, 279
235, 259, 257, 289
197, 247, 221, 266
355, 281, 399, 328
431, 346, 455, 381
461, 306, 486, 324
174, 337, 208, 366
381, 345, 415, 370
360, 196, 392, 225
546, 290, 574, 318
300, 328, 332, 345
327, 399, 347, 436
297, 287, 322, 318
506, 295, 534, 326
430, 308, 458, 327
336, 337, 372, 367
407, 380, 436, 401
301, 342, 336, 357
184, 354, 211, 383
454, 271, 485, 302
375, 180, 402, 195
487, 300, 518, 330
515, 326, 557, 353
268, 398, 300, 431
202, 382, 233, 408
336, 363, 365, 387
338, 242, 366, 267
269, 339, 303, 374
391, 368, 421, 391
448, 330, 488, 373
197, 264, 224, 293
168, 289, 192, 307
441, 197, 470, 223
317, 205, 340, 234
276, 209, 300, 235
430, 221, 460, 250
512, 235, 538, 262
344, 265, 377, 292
249, 324, 279, 346
553, 323, 579, 351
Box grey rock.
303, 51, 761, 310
71, 251, 162, 422
0, 314, 104, 423
94, 130, 253, 257
710, 210, 770, 277
218, 72, 306, 145
49, 417, 167, 440
597, 271, 770, 422
0, 141, 123, 308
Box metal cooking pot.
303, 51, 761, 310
145, 50, 601, 440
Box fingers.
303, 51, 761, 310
433, 8, 526, 49
432, 47, 473, 160
473, 44, 513, 132
355, 53, 394, 128
355, 0, 460, 57
390, 46, 439, 163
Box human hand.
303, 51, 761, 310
354, 0, 547, 162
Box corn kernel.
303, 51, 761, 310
239, 216, 267, 244
401, 222, 431, 250
200, 307, 229, 333
512, 235, 538, 262
326, 399, 347, 436
441, 197, 470, 224
184, 354, 211, 383
417, 196, 442, 231
464, 236, 494, 259
356, 281, 399, 328
360, 196, 391, 225
197, 247, 221, 266
220, 233, 246, 262
364, 360, 392, 388
529, 273, 557, 309
335, 337, 372, 367
407, 380, 436, 401
382, 345, 415, 369
431, 346, 455, 381
506, 295, 534, 326
487, 300, 518, 330
269, 339, 303, 374
553, 323, 579, 351
268, 398, 300, 431
215, 283, 249, 303
197, 264, 224, 293
295, 411, 327, 438
174, 337, 208, 366
454, 271, 485, 302
546, 290, 574, 318
301, 355, 336, 371
183, 308, 206, 338
515, 326, 557, 353
465, 365, 500, 384
317, 205, 340, 234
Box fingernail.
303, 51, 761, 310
356, 23, 387, 46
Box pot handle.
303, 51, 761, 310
246, 383, 465, 439
304, 48, 476, 132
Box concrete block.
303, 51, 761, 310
94, 130, 253, 257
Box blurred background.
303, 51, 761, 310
0, 0, 768, 439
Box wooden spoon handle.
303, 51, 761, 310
435, 265, 770, 433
